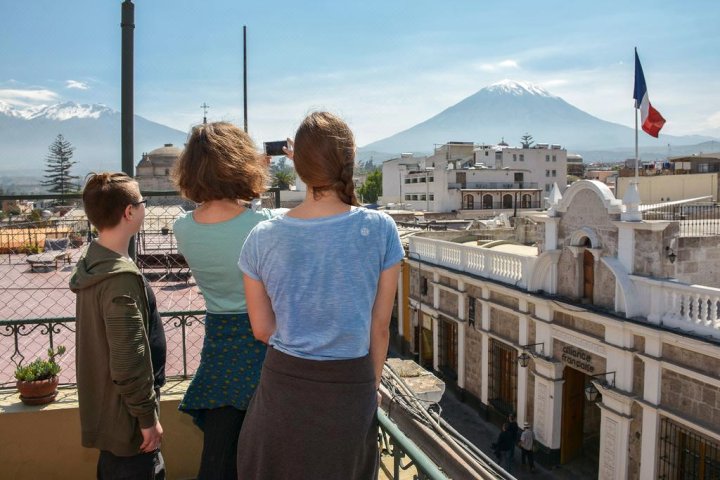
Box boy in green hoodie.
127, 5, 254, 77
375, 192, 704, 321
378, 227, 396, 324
70, 172, 167, 479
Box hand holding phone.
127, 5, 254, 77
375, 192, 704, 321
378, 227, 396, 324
264, 140, 287, 156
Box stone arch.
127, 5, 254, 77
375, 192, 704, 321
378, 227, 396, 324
502, 194, 513, 209
483, 194, 493, 209
463, 194, 474, 209
570, 227, 601, 249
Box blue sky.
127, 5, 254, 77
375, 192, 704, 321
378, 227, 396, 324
2, 0, 719, 146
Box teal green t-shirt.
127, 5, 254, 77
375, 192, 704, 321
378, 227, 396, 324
174, 208, 274, 313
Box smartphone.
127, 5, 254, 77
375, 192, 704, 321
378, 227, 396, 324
264, 140, 288, 156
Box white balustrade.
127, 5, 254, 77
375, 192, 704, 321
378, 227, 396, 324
409, 237, 535, 289
632, 275, 720, 337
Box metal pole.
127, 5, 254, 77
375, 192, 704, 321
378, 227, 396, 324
121, 0, 136, 260
243, 25, 248, 133
425, 170, 429, 211
635, 104, 639, 180
121, 1, 134, 177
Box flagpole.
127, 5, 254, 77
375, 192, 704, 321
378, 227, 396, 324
634, 47, 639, 182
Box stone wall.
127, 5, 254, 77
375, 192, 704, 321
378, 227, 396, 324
593, 261, 615, 310
633, 357, 644, 398
557, 249, 577, 298
661, 370, 720, 430
489, 291, 519, 310
437, 275, 458, 290
662, 343, 720, 373
439, 289, 458, 318
535, 222, 546, 254
553, 311, 605, 339
674, 236, 720, 287
627, 402, 643, 480
409, 268, 434, 305
557, 189, 619, 257
464, 326, 483, 400
634, 229, 666, 277
490, 307, 519, 343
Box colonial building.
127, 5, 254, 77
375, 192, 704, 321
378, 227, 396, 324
398, 180, 720, 479
382, 141, 568, 214
135, 144, 183, 191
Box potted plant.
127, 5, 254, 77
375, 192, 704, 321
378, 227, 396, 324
14, 345, 66, 406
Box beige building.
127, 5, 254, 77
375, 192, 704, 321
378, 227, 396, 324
398, 180, 720, 478
135, 144, 183, 191
616, 172, 718, 203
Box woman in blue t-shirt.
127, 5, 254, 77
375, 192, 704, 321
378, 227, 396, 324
237, 112, 403, 479
172, 122, 272, 480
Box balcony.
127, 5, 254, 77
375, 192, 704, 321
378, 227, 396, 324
447, 182, 540, 190
0, 193, 509, 480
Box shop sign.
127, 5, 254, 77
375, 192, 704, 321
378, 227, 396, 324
561, 345, 595, 374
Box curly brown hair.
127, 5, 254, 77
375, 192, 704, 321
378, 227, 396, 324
82, 172, 140, 230
293, 112, 359, 206
172, 122, 268, 203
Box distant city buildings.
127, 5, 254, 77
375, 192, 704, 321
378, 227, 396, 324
382, 140, 569, 213
135, 143, 182, 191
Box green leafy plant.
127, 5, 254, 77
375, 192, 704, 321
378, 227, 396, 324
14, 346, 66, 382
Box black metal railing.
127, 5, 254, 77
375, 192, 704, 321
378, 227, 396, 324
0, 311, 206, 388
642, 203, 720, 236
461, 201, 543, 210
658, 416, 720, 479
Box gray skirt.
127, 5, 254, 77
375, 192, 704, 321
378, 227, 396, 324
236, 347, 379, 480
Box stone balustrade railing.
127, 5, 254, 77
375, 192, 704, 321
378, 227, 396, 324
409, 237, 536, 289
632, 275, 720, 338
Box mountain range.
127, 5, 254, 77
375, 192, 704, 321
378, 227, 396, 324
360, 80, 716, 159
0, 101, 187, 176
1, 81, 718, 184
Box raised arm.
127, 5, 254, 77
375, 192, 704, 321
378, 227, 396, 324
369, 263, 401, 388
244, 274, 277, 344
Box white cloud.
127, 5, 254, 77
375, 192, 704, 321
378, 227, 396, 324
0, 88, 59, 107
66, 80, 89, 90
476, 59, 520, 72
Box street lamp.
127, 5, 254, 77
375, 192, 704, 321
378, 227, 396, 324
517, 343, 545, 368
584, 371, 616, 402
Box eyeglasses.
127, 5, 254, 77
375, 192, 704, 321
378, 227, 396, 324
131, 199, 148, 207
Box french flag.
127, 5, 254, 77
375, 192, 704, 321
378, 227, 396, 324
633, 49, 666, 138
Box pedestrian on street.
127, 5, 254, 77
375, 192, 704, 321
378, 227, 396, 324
520, 421, 536, 472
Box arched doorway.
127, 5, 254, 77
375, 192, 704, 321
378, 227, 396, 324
463, 194, 474, 210
483, 194, 493, 209
521, 194, 532, 208
502, 194, 513, 209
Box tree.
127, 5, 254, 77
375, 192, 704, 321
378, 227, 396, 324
42, 134, 78, 196
270, 157, 296, 190
520, 133, 534, 149
357, 170, 382, 204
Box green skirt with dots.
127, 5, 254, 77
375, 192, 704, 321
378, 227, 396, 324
178, 312, 266, 429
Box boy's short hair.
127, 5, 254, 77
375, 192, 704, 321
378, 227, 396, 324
83, 172, 140, 230
172, 122, 268, 203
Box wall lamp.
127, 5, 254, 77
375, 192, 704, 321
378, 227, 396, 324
584, 371, 616, 402
517, 343, 545, 368
665, 246, 677, 264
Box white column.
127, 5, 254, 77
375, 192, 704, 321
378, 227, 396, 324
616, 224, 636, 273
533, 359, 564, 450
517, 312, 529, 424
432, 272, 440, 309
639, 335, 662, 480
481, 333, 489, 404
432, 317, 439, 372
598, 391, 634, 480
458, 323, 466, 389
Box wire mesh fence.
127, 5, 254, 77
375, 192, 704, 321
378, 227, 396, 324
0, 189, 280, 387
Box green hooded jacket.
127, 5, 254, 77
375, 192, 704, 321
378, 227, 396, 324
69, 241, 158, 457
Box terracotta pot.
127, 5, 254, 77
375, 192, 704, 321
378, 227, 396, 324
16, 376, 59, 406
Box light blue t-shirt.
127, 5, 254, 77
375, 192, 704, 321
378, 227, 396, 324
238, 207, 404, 360
174, 208, 275, 313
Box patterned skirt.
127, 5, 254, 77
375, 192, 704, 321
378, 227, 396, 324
178, 312, 266, 429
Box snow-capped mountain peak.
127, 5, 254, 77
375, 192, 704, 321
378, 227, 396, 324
28, 102, 115, 121
0, 101, 116, 121
485, 79, 555, 97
